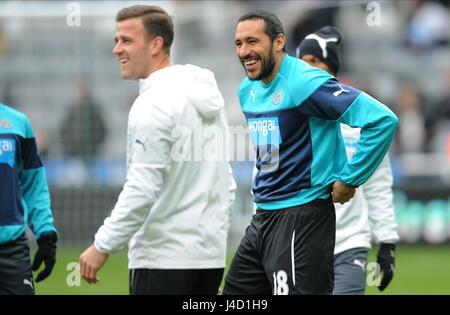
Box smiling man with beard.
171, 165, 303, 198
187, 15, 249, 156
223, 10, 399, 295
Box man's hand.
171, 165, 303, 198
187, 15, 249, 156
32, 232, 57, 282
79, 245, 109, 284
332, 180, 356, 204
377, 243, 396, 291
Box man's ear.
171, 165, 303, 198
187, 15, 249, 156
274, 34, 286, 52
150, 35, 164, 56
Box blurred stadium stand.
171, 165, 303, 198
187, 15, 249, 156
0, 1, 449, 247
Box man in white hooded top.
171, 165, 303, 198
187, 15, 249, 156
79, 5, 236, 295
296, 26, 399, 294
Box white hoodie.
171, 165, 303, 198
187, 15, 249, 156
95, 65, 236, 269
334, 124, 399, 255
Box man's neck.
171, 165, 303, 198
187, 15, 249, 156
145, 55, 172, 78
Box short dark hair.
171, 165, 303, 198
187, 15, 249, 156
238, 10, 285, 51
116, 5, 174, 54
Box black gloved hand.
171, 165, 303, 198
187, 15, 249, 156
32, 232, 57, 282
376, 243, 395, 291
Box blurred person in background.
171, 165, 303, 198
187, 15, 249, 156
404, 0, 449, 52
395, 84, 426, 154
297, 26, 399, 294
60, 80, 107, 163
0, 23, 6, 58
0, 102, 58, 294
224, 11, 398, 295
79, 5, 236, 295
426, 69, 450, 155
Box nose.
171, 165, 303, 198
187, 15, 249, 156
238, 43, 251, 59
113, 41, 123, 56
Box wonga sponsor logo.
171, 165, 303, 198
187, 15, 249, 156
248, 117, 282, 147
0, 138, 15, 167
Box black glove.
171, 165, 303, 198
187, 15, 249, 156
32, 232, 57, 282
376, 243, 395, 291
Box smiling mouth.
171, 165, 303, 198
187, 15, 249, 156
243, 59, 260, 72
119, 58, 129, 65
244, 59, 258, 67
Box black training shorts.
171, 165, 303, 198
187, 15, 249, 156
129, 268, 224, 295
0, 234, 35, 295
223, 198, 335, 295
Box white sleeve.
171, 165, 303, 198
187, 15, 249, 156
226, 164, 237, 233
94, 101, 174, 253
364, 154, 399, 244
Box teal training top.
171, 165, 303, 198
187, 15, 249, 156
239, 54, 398, 210
0, 103, 57, 243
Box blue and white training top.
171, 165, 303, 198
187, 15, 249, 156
239, 54, 398, 210
0, 103, 57, 244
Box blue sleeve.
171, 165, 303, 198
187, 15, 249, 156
297, 78, 398, 187
19, 117, 58, 239
336, 92, 398, 187
296, 77, 361, 119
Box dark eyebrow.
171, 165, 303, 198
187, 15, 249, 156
235, 36, 259, 43
115, 35, 133, 43
244, 36, 259, 43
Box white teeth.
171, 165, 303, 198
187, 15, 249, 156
119, 58, 129, 64
244, 60, 257, 66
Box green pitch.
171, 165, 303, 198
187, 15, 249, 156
33, 247, 129, 295
365, 244, 450, 295
32, 245, 450, 295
